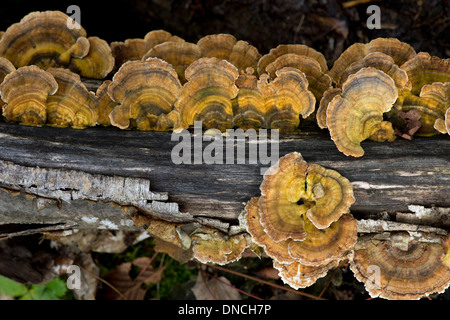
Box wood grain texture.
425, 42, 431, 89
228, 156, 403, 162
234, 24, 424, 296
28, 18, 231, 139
0, 120, 448, 235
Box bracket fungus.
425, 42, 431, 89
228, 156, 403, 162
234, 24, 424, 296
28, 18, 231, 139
350, 232, 450, 300
143, 30, 184, 54
232, 68, 266, 130
69, 36, 115, 79
142, 41, 202, 83
244, 153, 357, 289
110, 38, 147, 73
329, 38, 416, 82
0, 11, 89, 70
175, 57, 239, 130
259, 68, 315, 133
258, 153, 354, 241
326, 67, 398, 157
95, 80, 117, 127
45, 68, 97, 129
197, 34, 261, 73
108, 58, 182, 131
0, 57, 16, 108
0, 65, 58, 126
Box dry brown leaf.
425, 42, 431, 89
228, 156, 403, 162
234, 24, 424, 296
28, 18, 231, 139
97, 255, 165, 300
191, 272, 242, 300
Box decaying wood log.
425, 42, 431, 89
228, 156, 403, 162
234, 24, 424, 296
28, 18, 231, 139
0, 118, 449, 238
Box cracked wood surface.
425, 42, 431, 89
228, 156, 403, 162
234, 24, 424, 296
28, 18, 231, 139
0, 120, 449, 236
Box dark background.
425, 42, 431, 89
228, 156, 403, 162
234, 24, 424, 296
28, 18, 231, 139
0, 0, 448, 68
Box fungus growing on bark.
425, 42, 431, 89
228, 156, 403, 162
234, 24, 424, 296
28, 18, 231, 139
191, 228, 249, 265
232, 68, 266, 129
110, 38, 147, 73
350, 232, 450, 300
175, 57, 239, 130
258, 152, 354, 242
0, 57, 16, 108
0, 11, 89, 70
257, 44, 328, 76
273, 260, 339, 290
142, 41, 202, 83
399, 53, 450, 135
329, 38, 416, 82
264, 54, 333, 102
95, 80, 117, 127
0, 65, 58, 126
260, 68, 315, 133
197, 34, 261, 73
69, 37, 115, 79
108, 58, 182, 131
143, 30, 184, 53
46, 68, 97, 129
326, 68, 398, 157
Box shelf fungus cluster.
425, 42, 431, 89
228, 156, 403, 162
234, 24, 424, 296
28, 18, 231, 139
244, 152, 357, 289
350, 220, 450, 300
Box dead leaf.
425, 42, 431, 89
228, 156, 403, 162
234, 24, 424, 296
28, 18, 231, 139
395, 109, 422, 140
191, 272, 242, 300
256, 267, 280, 280
97, 255, 165, 300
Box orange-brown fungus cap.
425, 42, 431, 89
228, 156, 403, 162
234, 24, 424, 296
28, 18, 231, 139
175, 57, 239, 131
108, 58, 181, 131
143, 30, 184, 54
442, 236, 450, 269
110, 38, 147, 73
265, 54, 332, 102
191, 228, 249, 265
46, 68, 97, 129
259, 152, 354, 242
257, 44, 328, 76
197, 34, 261, 72
259, 68, 315, 133
288, 214, 357, 266
0, 57, 16, 108
142, 41, 202, 83
244, 197, 296, 264
232, 68, 266, 129
0, 11, 88, 70
0, 65, 58, 126
95, 80, 117, 127
304, 163, 355, 229
273, 260, 339, 290
316, 87, 341, 129
329, 38, 416, 82
350, 233, 450, 300
69, 36, 114, 79
327, 67, 398, 157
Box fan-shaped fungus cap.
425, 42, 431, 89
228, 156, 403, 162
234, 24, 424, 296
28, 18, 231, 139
350, 232, 450, 300
232, 68, 266, 129
175, 57, 239, 130
142, 41, 202, 83
191, 228, 249, 265
244, 197, 296, 264
0, 11, 88, 69
259, 152, 355, 242
273, 260, 339, 290
257, 44, 328, 76
69, 36, 115, 79
288, 214, 357, 266
0, 65, 58, 126
260, 68, 315, 133
108, 58, 182, 131
95, 80, 117, 126
329, 38, 416, 82
442, 236, 450, 269
264, 54, 333, 102
316, 88, 341, 129
143, 30, 184, 54
110, 38, 147, 73
197, 34, 261, 73
0, 57, 16, 108
46, 68, 97, 129
327, 67, 398, 157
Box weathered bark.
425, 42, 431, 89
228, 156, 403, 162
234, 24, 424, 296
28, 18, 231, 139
0, 119, 449, 238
